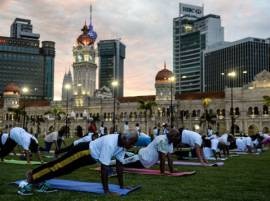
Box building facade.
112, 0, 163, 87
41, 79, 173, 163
0, 18, 55, 100
98, 39, 126, 97
173, 3, 224, 93
204, 37, 270, 92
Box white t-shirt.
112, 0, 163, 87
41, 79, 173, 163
1, 133, 8, 145
99, 127, 104, 136
211, 138, 219, 151
138, 135, 173, 168
218, 133, 229, 145
243, 137, 253, 148
73, 132, 93, 146
44, 131, 58, 143
89, 134, 125, 166
236, 137, 246, 151
203, 147, 213, 159
181, 130, 202, 148
124, 124, 129, 133
10, 127, 38, 150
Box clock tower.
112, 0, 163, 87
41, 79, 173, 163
72, 4, 97, 102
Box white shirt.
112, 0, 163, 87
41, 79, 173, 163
89, 134, 125, 166
236, 137, 246, 151
139, 135, 173, 168
218, 133, 229, 145
1, 133, 8, 145
44, 131, 58, 143
10, 127, 38, 150
74, 132, 93, 146
153, 128, 159, 138
99, 127, 104, 136
181, 129, 202, 148
124, 124, 129, 133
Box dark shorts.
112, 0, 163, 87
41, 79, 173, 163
29, 138, 39, 153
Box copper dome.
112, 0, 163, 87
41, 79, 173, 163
155, 67, 173, 81
77, 24, 94, 46
4, 83, 20, 94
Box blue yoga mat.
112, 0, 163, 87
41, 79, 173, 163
15, 179, 141, 196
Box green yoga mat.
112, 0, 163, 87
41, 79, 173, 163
3, 159, 42, 165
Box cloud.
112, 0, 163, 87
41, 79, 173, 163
0, 0, 270, 100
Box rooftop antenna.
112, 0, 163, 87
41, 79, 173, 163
164, 61, 166, 69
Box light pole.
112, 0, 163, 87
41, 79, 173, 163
111, 80, 118, 133
64, 83, 71, 136
21, 87, 29, 129
228, 71, 236, 135
169, 76, 175, 128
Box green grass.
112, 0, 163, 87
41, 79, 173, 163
1, 151, 270, 201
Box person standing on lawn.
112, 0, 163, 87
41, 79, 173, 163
17, 129, 138, 195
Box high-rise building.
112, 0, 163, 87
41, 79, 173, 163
10, 18, 40, 40
173, 3, 224, 94
98, 39, 125, 97
0, 18, 55, 100
204, 37, 270, 92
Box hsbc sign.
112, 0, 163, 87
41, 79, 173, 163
180, 3, 204, 18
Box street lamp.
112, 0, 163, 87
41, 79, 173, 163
21, 87, 29, 129
169, 76, 175, 128
228, 71, 236, 135
64, 83, 71, 137
111, 80, 118, 133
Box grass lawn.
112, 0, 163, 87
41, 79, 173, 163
0, 150, 270, 201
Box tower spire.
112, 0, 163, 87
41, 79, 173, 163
164, 61, 166, 69
90, 3, 92, 25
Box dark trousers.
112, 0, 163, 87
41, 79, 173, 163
56, 144, 74, 154
31, 142, 96, 184
39, 141, 53, 152
0, 137, 17, 158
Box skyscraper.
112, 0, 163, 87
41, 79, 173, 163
173, 3, 224, 94
0, 18, 55, 100
98, 39, 125, 97
61, 69, 73, 101
204, 37, 270, 92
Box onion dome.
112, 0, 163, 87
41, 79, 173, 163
88, 23, 97, 42
3, 83, 20, 94
77, 22, 94, 46
155, 63, 173, 81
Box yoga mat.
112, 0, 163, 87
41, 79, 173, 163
123, 168, 196, 176
14, 179, 141, 196
183, 157, 227, 161
93, 167, 196, 176
3, 159, 42, 165
158, 161, 224, 167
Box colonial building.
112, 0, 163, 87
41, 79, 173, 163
1, 68, 270, 136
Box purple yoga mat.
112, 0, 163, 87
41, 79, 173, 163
171, 161, 224, 167
14, 179, 141, 196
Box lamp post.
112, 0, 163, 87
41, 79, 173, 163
111, 80, 118, 133
228, 71, 236, 135
169, 76, 175, 128
64, 83, 71, 136
22, 87, 29, 129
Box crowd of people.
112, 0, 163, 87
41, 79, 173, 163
0, 120, 269, 196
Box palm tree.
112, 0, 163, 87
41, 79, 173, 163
137, 100, 157, 133
44, 106, 65, 128
200, 98, 216, 135
8, 107, 26, 126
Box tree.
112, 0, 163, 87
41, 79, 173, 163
200, 98, 216, 135
137, 100, 157, 133
8, 107, 26, 126
263, 96, 270, 106
44, 106, 65, 128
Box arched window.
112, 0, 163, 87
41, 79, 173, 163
248, 107, 253, 115
192, 110, 196, 117
235, 107, 240, 116
197, 110, 201, 117
254, 107, 259, 115
263, 105, 268, 115
216, 109, 220, 116
222, 109, 226, 116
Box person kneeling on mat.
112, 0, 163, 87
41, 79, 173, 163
110, 129, 180, 174
17, 129, 138, 195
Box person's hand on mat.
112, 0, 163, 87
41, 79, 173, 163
105, 191, 119, 196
